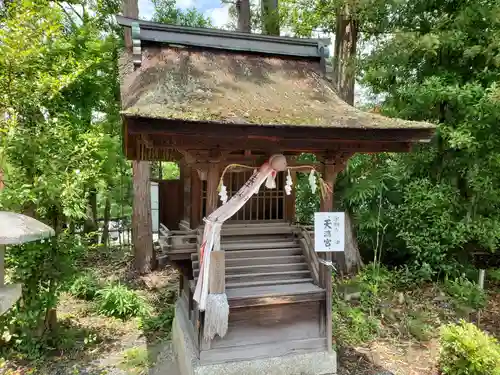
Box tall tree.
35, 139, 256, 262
0, 0, 126, 344
121, 0, 155, 274
236, 0, 251, 32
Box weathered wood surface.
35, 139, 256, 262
208, 251, 225, 294
226, 283, 325, 308
192, 255, 304, 269
131, 161, 154, 273
295, 226, 320, 285
175, 221, 330, 363
210, 301, 321, 349
124, 117, 431, 160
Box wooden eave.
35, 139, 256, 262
123, 116, 434, 160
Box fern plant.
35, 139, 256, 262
96, 283, 150, 320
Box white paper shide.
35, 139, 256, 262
314, 212, 345, 252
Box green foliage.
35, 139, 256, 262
331, 264, 394, 347
119, 347, 152, 374
0, 1, 84, 132
295, 153, 319, 224
68, 271, 101, 300
96, 284, 150, 320
327, 0, 500, 275
138, 305, 175, 338
439, 321, 500, 375
489, 268, 500, 284
332, 300, 381, 347
0, 234, 86, 357
151, 0, 212, 27
444, 275, 487, 310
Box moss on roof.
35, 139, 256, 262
120, 47, 435, 130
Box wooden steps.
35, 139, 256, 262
193, 263, 308, 278
189, 280, 323, 307
226, 278, 314, 290
191, 222, 322, 297
192, 255, 305, 269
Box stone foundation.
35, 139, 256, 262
172, 303, 337, 375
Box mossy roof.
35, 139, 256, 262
121, 47, 435, 130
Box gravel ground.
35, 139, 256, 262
43, 341, 180, 375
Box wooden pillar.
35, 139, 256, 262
132, 161, 154, 274
320, 160, 337, 353
190, 168, 201, 228
205, 162, 220, 216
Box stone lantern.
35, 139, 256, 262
0, 211, 55, 315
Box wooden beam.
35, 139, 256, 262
126, 132, 413, 155
190, 168, 202, 228
191, 159, 323, 171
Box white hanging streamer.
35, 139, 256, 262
265, 171, 277, 189
285, 169, 293, 195
194, 155, 287, 312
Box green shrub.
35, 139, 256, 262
96, 284, 150, 320
332, 300, 380, 347
138, 305, 174, 338
0, 233, 86, 358
439, 321, 500, 375
68, 271, 100, 300
444, 275, 487, 310
489, 268, 500, 284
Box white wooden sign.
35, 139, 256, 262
314, 212, 345, 252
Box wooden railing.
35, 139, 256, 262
158, 223, 198, 262
293, 224, 320, 286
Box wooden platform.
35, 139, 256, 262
181, 280, 328, 364
168, 222, 330, 365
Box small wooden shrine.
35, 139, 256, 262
116, 16, 435, 374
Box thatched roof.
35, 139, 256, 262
120, 46, 433, 130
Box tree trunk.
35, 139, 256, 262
83, 189, 99, 244
123, 0, 155, 274
101, 195, 111, 247
132, 160, 155, 274
236, 0, 251, 32
333, 3, 363, 273
261, 0, 279, 35
332, 5, 358, 106
344, 211, 363, 273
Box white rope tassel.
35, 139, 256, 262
203, 293, 229, 340
218, 183, 228, 204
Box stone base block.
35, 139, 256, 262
172, 303, 337, 375
0, 284, 22, 315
